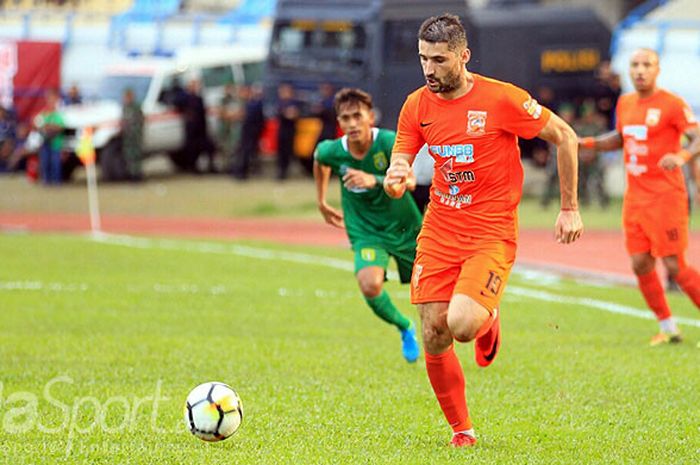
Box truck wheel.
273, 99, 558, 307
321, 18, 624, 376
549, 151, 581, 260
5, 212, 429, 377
168, 150, 191, 171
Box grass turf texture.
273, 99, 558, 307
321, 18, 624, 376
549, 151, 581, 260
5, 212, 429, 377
4, 175, 700, 230
1, 233, 699, 464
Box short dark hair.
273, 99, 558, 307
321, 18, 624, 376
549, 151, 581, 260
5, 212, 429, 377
334, 87, 373, 113
418, 13, 467, 51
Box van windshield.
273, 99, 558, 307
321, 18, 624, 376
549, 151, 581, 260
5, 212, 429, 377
270, 20, 367, 75
99, 76, 151, 103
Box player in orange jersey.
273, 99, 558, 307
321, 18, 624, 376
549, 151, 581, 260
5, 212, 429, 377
383, 14, 583, 447
580, 48, 700, 346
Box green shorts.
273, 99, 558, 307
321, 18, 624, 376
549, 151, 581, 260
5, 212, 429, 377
353, 245, 415, 284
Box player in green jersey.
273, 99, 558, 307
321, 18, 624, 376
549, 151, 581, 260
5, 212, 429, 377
313, 88, 422, 363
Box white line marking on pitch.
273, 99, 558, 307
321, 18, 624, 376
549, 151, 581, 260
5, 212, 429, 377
90, 233, 700, 329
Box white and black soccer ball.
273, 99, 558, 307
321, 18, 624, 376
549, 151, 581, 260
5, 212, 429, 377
184, 382, 243, 442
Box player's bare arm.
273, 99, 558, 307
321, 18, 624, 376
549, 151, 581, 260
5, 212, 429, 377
538, 112, 584, 244
384, 152, 415, 198
658, 125, 700, 170
313, 160, 344, 228
579, 130, 623, 152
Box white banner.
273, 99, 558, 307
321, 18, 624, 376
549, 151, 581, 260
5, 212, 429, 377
0, 42, 18, 109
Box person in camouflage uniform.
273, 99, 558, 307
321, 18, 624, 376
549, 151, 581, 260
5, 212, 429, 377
217, 83, 244, 172
121, 88, 144, 181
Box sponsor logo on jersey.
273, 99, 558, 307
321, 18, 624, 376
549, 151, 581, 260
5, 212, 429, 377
645, 108, 661, 127
361, 248, 376, 261
622, 125, 649, 175
373, 151, 388, 170
625, 161, 648, 176
449, 185, 460, 195
412, 264, 423, 289
622, 125, 647, 141
435, 189, 472, 209
438, 158, 476, 184
467, 110, 487, 136
623, 138, 649, 157
447, 170, 476, 184
429, 144, 474, 163
522, 97, 542, 119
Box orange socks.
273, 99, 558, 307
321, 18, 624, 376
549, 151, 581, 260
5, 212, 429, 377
676, 265, 700, 309
425, 346, 471, 432
637, 270, 672, 321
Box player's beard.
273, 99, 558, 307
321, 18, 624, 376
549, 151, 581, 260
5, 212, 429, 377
426, 67, 462, 94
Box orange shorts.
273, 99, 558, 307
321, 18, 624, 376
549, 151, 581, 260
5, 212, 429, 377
623, 202, 688, 257
410, 236, 517, 313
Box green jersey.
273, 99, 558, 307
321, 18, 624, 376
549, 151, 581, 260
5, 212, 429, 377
315, 128, 422, 250
36, 110, 65, 151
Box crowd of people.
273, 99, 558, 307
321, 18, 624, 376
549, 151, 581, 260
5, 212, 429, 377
0, 79, 339, 184
523, 61, 622, 209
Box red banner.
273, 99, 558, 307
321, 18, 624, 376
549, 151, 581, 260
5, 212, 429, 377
0, 40, 61, 122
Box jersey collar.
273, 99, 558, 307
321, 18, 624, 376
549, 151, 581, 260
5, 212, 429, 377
341, 127, 379, 153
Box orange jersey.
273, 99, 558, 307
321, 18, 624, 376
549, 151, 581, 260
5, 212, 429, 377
394, 74, 551, 242
615, 89, 698, 207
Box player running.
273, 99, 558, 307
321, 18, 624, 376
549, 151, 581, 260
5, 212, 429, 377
384, 14, 583, 446
580, 48, 700, 345
313, 87, 422, 363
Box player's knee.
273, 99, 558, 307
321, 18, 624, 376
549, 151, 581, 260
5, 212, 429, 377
631, 256, 655, 275
358, 278, 382, 298
447, 314, 480, 343
446, 312, 483, 343
447, 295, 490, 343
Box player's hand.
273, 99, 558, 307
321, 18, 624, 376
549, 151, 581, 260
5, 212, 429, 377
318, 202, 344, 228
342, 168, 376, 190
384, 159, 410, 198
658, 153, 684, 170
405, 169, 417, 192
554, 209, 583, 244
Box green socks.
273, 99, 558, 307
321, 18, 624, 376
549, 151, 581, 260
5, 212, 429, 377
364, 290, 411, 331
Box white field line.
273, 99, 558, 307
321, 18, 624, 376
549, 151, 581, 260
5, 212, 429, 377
29, 233, 700, 329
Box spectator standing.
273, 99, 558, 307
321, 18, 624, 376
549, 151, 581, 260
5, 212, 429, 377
576, 100, 609, 208
6, 122, 31, 173
314, 82, 337, 144
121, 88, 144, 181
34, 90, 65, 184
217, 83, 244, 172
593, 61, 621, 130
63, 84, 83, 105
276, 83, 300, 180
178, 79, 216, 173
232, 85, 265, 180
0, 106, 16, 173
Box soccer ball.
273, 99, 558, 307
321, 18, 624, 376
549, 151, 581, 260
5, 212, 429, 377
184, 382, 243, 442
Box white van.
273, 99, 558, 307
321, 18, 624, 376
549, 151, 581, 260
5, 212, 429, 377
59, 44, 266, 179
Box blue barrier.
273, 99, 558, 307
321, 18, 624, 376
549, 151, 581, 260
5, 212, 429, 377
611, 0, 670, 55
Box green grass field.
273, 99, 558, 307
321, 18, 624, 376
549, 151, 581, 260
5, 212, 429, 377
1, 233, 699, 464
